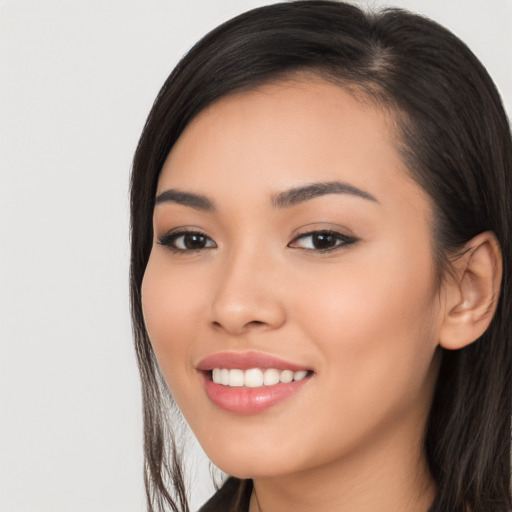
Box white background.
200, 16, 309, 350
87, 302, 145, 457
1, 1, 511, 511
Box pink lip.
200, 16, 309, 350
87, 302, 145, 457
196, 351, 310, 371
196, 352, 313, 414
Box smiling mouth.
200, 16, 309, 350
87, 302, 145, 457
209, 368, 313, 388
197, 352, 314, 412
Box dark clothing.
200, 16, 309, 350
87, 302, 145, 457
198, 478, 252, 512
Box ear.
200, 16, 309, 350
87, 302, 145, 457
439, 231, 502, 350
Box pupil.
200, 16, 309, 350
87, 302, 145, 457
184, 233, 206, 249
313, 233, 335, 249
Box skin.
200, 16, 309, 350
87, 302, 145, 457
141, 79, 449, 511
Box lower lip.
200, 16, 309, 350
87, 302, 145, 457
201, 372, 311, 414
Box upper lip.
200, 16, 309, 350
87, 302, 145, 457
196, 351, 312, 372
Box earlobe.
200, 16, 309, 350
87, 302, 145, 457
439, 232, 502, 350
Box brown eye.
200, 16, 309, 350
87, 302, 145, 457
310, 232, 338, 249
180, 233, 209, 249
289, 231, 357, 252
158, 231, 217, 252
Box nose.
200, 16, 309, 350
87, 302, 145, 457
209, 247, 286, 336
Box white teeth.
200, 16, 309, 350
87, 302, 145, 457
293, 370, 308, 381
244, 368, 263, 387
263, 368, 280, 386
228, 369, 245, 387
280, 369, 294, 383
211, 368, 310, 387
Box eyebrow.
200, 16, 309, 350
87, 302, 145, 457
272, 181, 378, 208
154, 189, 215, 211
154, 180, 377, 212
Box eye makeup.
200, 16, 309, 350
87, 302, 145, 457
157, 229, 216, 253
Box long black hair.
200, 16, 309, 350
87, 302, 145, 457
130, 2, 512, 510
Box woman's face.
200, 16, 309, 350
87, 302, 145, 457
141, 79, 444, 479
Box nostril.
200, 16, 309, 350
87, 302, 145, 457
212, 319, 264, 328
210, 318, 269, 334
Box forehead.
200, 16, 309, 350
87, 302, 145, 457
158, 79, 425, 211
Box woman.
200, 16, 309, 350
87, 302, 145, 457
130, 1, 512, 511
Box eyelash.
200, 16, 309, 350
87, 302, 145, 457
157, 230, 357, 254
288, 230, 358, 252
157, 230, 217, 253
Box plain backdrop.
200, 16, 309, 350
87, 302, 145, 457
1, 1, 511, 511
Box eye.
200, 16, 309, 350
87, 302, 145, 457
288, 230, 357, 252
157, 230, 217, 252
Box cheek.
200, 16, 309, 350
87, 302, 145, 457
293, 240, 440, 409
270, 247, 441, 469
140, 255, 204, 391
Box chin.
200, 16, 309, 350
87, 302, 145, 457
205, 441, 303, 480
